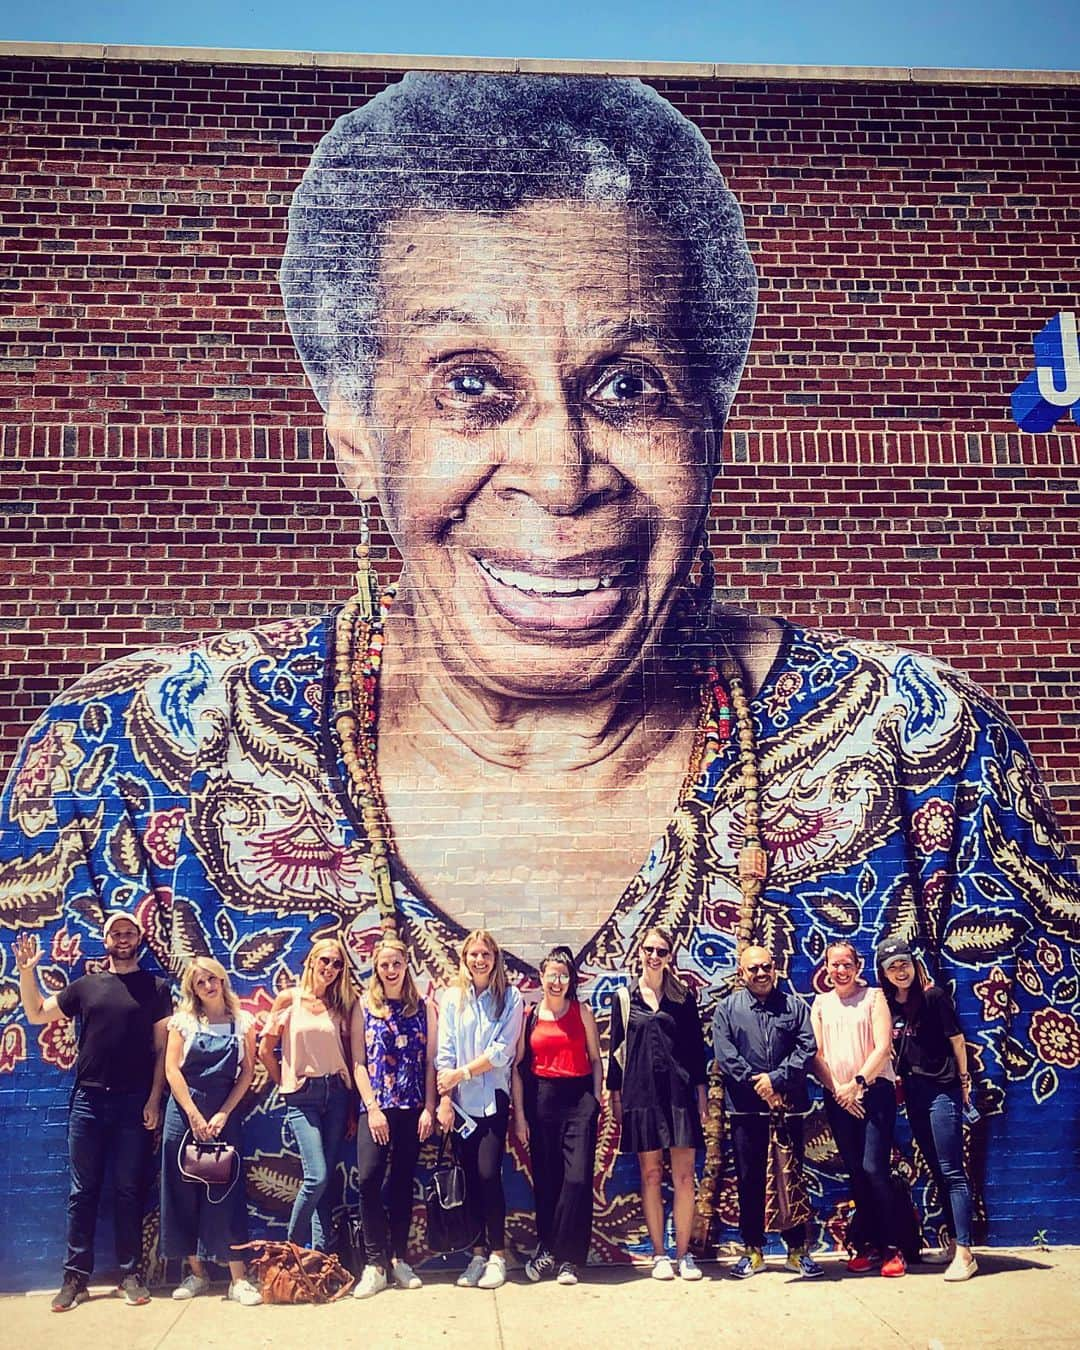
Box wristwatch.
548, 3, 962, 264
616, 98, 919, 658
462, 1065, 473, 1082
855, 1074, 869, 1091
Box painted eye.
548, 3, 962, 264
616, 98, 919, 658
587, 362, 667, 418
449, 371, 489, 397
437, 361, 517, 428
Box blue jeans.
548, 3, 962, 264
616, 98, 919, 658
903, 1076, 973, 1247
66, 1086, 150, 1281
283, 1075, 349, 1250
825, 1078, 898, 1254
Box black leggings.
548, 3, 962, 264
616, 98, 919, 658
458, 1091, 510, 1252
355, 1107, 422, 1266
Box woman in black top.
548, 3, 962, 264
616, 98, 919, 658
607, 926, 708, 1282
876, 937, 977, 1282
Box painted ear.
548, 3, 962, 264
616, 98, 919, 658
325, 400, 379, 502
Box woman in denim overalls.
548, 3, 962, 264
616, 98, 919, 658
162, 957, 261, 1304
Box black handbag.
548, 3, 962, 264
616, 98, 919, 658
424, 1133, 479, 1254
333, 1208, 366, 1279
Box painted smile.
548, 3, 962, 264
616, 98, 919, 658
472, 553, 637, 633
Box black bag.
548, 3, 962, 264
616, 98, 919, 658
845, 1171, 923, 1263
424, 1133, 479, 1255
333, 1208, 366, 1279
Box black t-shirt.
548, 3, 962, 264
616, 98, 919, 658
891, 984, 962, 1084
56, 969, 173, 1094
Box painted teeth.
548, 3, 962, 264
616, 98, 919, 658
478, 558, 626, 596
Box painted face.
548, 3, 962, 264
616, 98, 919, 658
883, 956, 916, 990
541, 961, 572, 998
827, 949, 860, 991
740, 947, 776, 998
331, 201, 712, 699
640, 934, 672, 976
465, 940, 495, 982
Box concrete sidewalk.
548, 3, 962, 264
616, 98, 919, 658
5, 1248, 1078, 1350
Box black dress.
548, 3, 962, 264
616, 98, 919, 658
607, 985, 708, 1154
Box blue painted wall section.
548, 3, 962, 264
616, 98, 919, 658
1011, 312, 1080, 433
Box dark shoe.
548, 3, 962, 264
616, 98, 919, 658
52, 1277, 89, 1313
119, 1274, 151, 1305
525, 1248, 556, 1282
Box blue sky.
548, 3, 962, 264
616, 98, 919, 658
2, 0, 1078, 69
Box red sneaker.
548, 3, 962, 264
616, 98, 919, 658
881, 1250, 907, 1278
846, 1249, 882, 1273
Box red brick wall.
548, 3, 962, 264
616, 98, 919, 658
2, 57, 1077, 839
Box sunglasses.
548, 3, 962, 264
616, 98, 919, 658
317, 956, 345, 970
747, 963, 773, 974
642, 945, 671, 957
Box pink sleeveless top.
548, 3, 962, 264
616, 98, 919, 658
268, 987, 350, 1093
813, 985, 895, 1086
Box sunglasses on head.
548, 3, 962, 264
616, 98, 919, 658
642, 945, 670, 957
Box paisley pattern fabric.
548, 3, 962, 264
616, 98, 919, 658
2, 612, 1078, 1265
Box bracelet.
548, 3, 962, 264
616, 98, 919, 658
462, 1065, 473, 1082
959, 1071, 971, 1081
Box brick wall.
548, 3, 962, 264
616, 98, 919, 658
0, 52, 1078, 1288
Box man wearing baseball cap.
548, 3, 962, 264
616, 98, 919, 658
16, 911, 173, 1311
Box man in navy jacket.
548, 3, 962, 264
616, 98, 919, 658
713, 945, 822, 1279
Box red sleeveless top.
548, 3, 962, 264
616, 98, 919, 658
529, 1000, 591, 1078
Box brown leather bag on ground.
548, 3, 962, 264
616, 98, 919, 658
234, 1240, 356, 1303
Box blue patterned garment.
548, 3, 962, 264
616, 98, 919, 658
2, 613, 1078, 1275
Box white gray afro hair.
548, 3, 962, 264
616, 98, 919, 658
281, 71, 757, 430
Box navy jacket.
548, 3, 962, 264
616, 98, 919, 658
712, 986, 817, 1115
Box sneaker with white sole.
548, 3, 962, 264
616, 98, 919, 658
651, 1255, 676, 1281
785, 1248, 825, 1279
172, 1272, 211, 1301
118, 1274, 151, 1306
227, 1278, 263, 1306
391, 1258, 422, 1290
457, 1254, 488, 1288
477, 1254, 507, 1290
556, 1263, 579, 1285
730, 1247, 766, 1279
943, 1252, 978, 1282
678, 1253, 704, 1281
525, 1248, 556, 1282
352, 1265, 388, 1300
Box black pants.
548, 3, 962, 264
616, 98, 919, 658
824, 1079, 899, 1254
355, 1107, 422, 1266
729, 1112, 806, 1250
527, 1076, 598, 1267
458, 1091, 510, 1252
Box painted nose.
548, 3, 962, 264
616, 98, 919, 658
494, 387, 625, 516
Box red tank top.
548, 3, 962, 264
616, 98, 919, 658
529, 1000, 591, 1078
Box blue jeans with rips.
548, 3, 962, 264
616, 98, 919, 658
283, 1074, 350, 1251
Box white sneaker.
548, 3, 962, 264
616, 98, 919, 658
477, 1254, 507, 1290
391, 1259, 422, 1290
226, 1278, 262, 1307
172, 1272, 210, 1301
556, 1263, 579, 1286
678, 1253, 703, 1282
943, 1252, 978, 1282
651, 1255, 676, 1281
457, 1254, 488, 1288
352, 1265, 388, 1300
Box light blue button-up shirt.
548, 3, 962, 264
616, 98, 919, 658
435, 982, 524, 1118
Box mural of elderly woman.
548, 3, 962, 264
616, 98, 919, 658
1, 70, 1078, 1267
161, 956, 262, 1305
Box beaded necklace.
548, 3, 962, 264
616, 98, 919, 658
331, 546, 768, 949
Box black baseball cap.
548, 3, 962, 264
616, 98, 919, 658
876, 936, 914, 968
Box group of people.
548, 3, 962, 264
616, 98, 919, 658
16, 905, 978, 1313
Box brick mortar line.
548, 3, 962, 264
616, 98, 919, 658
0, 41, 1077, 86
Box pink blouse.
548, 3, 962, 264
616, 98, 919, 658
266, 987, 350, 1093
813, 985, 895, 1086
